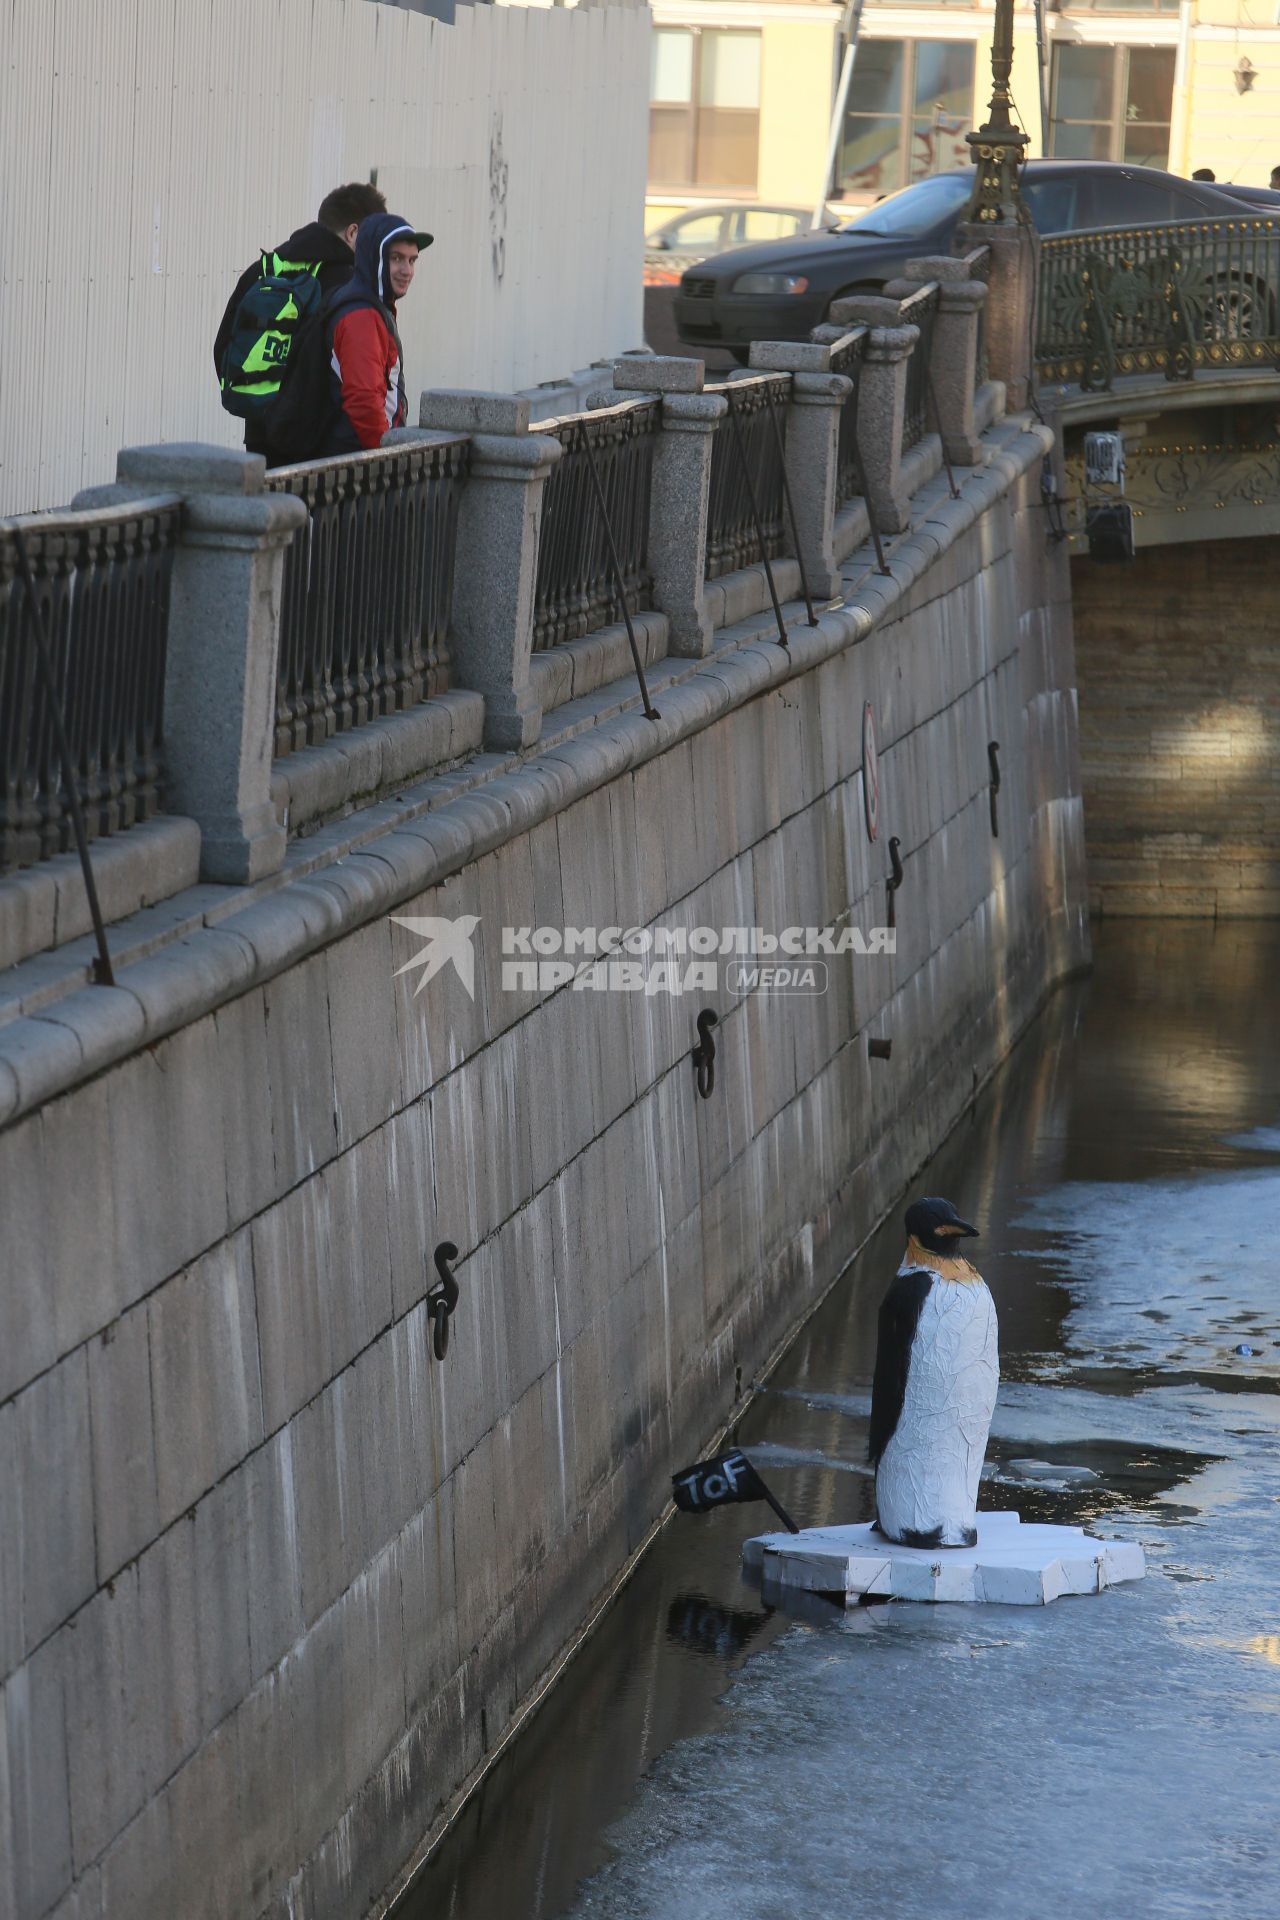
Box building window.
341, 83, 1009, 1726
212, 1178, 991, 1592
649, 27, 761, 193
1050, 44, 1176, 168
836, 39, 976, 200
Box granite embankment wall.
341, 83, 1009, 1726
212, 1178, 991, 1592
1071, 536, 1280, 917
0, 421, 1087, 1920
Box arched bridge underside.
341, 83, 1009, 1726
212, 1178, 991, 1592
1050, 371, 1280, 550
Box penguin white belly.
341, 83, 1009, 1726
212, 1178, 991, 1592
876, 1277, 998, 1548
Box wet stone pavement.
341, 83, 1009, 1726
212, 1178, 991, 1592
402, 921, 1280, 1920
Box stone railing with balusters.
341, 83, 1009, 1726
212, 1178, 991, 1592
893, 248, 993, 467
822, 249, 991, 529
2, 276, 1001, 971
898, 283, 941, 455
1, 498, 180, 877
265, 436, 468, 759
828, 329, 868, 510
532, 396, 659, 651
701, 373, 790, 580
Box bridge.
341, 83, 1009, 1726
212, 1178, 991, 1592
1030, 213, 1280, 921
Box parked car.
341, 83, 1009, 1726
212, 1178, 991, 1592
673, 161, 1280, 355
645, 203, 817, 285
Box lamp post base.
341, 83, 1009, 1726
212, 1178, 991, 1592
965, 122, 1031, 227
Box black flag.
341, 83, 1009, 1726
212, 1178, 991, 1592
671, 1449, 799, 1532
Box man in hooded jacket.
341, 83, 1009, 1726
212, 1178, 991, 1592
322, 213, 433, 455
213, 182, 387, 451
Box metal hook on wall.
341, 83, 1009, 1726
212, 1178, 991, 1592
988, 740, 1001, 838
427, 1241, 460, 1361
886, 835, 904, 930
692, 1008, 719, 1100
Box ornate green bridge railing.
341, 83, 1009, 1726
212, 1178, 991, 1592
1036, 216, 1280, 392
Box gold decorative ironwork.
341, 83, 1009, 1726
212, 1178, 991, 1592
1036, 216, 1280, 391
1061, 440, 1280, 537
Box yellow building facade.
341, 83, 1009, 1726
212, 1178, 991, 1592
646, 3, 1280, 233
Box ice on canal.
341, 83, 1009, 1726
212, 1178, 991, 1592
564, 1149, 1280, 1920
413, 930, 1280, 1920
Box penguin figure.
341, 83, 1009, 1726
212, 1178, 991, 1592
867, 1197, 997, 1548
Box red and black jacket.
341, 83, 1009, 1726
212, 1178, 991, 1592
321, 214, 423, 456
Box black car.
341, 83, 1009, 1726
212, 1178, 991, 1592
674, 160, 1280, 357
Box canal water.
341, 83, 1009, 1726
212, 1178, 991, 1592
403, 920, 1280, 1920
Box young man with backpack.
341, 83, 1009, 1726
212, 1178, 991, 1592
214, 181, 386, 461
321, 213, 432, 455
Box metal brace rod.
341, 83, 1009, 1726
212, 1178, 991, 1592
724, 389, 790, 648
576, 420, 660, 720
12, 527, 116, 987
846, 405, 891, 576
761, 382, 816, 627
926, 366, 960, 500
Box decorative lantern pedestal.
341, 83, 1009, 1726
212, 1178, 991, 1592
742, 1511, 1146, 1607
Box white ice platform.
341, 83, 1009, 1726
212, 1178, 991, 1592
742, 1511, 1146, 1607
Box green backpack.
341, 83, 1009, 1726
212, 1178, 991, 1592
219, 254, 328, 452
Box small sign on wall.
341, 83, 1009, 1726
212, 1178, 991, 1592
862, 701, 880, 842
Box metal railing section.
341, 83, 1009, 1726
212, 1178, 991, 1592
265, 435, 469, 759
703, 373, 790, 580
1036, 216, 1280, 392
829, 329, 868, 507
1, 498, 180, 875
532, 397, 658, 652
900, 283, 940, 453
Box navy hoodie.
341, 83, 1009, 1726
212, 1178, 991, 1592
323, 214, 429, 455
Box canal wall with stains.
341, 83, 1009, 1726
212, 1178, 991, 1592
0, 418, 1087, 1920
1071, 536, 1280, 919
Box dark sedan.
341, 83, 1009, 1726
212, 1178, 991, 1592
674, 161, 1280, 357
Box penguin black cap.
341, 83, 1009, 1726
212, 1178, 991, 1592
905, 1196, 979, 1249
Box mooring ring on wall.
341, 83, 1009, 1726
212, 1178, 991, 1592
886, 835, 904, 930
428, 1241, 461, 1361
692, 1008, 719, 1100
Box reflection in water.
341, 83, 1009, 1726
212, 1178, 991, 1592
397, 921, 1280, 1920
664, 1595, 772, 1663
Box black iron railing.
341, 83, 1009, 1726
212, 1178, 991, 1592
900, 283, 940, 453
1036, 216, 1280, 392
967, 246, 991, 386
265, 435, 469, 759
0, 500, 179, 875
703, 374, 789, 579
532, 397, 658, 651
829, 329, 867, 507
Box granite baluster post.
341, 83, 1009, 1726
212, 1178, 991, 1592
748, 340, 850, 599
418, 391, 561, 750
611, 356, 726, 658
953, 225, 1037, 412
890, 255, 989, 466
77, 443, 303, 883
829, 298, 918, 534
